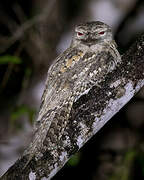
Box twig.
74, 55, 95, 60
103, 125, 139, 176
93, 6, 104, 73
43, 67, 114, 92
0, 0, 57, 53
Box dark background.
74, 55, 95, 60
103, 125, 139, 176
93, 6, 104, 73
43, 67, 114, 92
0, 0, 144, 179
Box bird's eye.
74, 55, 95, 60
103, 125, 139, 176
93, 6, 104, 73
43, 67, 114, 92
77, 32, 84, 36
98, 31, 105, 35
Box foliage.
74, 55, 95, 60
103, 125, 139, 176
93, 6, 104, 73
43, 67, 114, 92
67, 153, 81, 167
0, 55, 21, 64
10, 104, 35, 130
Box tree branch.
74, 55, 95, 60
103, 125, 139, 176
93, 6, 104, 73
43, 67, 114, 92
1, 34, 144, 180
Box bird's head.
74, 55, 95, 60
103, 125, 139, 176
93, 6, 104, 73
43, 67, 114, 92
71, 21, 113, 48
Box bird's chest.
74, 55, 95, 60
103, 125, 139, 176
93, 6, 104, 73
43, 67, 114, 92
50, 47, 112, 91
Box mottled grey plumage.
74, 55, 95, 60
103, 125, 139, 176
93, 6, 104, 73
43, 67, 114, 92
24, 21, 121, 172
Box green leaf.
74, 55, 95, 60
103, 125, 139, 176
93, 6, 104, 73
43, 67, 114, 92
11, 106, 27, 121
0, 55, 21, 64
137, 152, 144, 177
67, 153, 80, 167
11, 105, 35, 125
25, 67, 32, 76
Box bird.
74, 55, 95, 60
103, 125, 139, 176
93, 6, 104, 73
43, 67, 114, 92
24, 21, 121, 175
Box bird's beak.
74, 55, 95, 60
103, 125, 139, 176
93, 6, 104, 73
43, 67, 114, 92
82, 38, 98, 46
